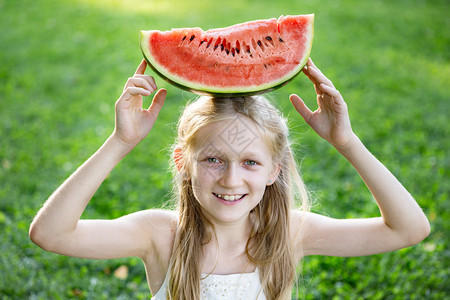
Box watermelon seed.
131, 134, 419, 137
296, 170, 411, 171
182, 36, 187, 41
265, 36, 272, 41
264, 64, 267, 69
225, 49, 230, 55
278, 37, 284, 43
236, 48, 240, 54
221, 38, 228, 52
213, 38, 222, 51
257, 40, 265, 52
245, 45, 252, 57
206, 38, 213, 48
190, 35, 196, 42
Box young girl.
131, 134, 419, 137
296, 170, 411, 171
29, 58, 430, 299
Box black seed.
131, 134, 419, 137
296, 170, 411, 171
246, 50, 251, 54
264, 64, 267, 69
236, 48, 240, 54
232, 51, 235, 57
206, 43, 211, 48
265, 36, 272, 41
220, 44, 224, 51
200, 40, 205, 45
182, 36, 187, 41
214, 45, 218, 50
190, 35, 195, 41
225, 49, 229, 55
279, 37, 284, 42
257, 41, 262, 47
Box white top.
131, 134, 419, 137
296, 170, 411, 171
152, 268, 266, 300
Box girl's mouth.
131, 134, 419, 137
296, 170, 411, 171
213, 193, 246, 202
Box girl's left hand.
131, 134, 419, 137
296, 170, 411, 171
290, 58, 356, 150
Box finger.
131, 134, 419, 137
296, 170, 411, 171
125, 77, 155, 92
307, 58, 324, 76
303, 67, 322, 95
135, 59, 147, 75
303, 59, 325, 95
135, 74, 157, 90
319, 83, 342, 100
123, 86, 151, 99
307, 65, 335, 89
289, 94, 313, 123
147, 88, 167, 113
307, 57, 317, 69
305, 58, 335, 89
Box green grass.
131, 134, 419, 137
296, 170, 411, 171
1, 0, 448, 298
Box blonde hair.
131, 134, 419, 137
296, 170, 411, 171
168, 95, 309, 299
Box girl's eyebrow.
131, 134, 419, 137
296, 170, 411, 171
197, 147, 225, 158
239, 150, 265, 158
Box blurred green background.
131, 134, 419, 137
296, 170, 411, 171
1, 0, 448, 298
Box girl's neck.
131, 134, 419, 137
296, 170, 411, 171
201, 215, 255, 275
218, 219, 251, 244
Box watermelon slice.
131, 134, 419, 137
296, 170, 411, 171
140, 15, 314, 96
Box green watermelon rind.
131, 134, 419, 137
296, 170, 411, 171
139, 17, 314, 96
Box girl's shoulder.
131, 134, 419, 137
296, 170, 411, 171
136, 209, 178, 292
139, 209, 178, 260
289, 209, 314, 260
139, 209, 179, 241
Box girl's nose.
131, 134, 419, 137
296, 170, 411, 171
219, 163, 243, 188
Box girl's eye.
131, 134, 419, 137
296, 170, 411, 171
244, 160, 258, 166
206, 157, 221, 164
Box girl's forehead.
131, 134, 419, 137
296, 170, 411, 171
193, 118, 272, 158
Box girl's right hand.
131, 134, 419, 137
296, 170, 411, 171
113, 59, 167, 148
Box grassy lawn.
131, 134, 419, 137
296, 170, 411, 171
1, 0, 448, 298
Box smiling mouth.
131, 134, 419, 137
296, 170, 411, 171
213, 193, 246, 202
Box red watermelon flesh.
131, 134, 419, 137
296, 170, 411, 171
140, 15, 314, 96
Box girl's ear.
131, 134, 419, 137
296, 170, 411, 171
267, 163, 281, 186
173, 147, 183, 172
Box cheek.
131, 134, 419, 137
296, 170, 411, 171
191, 165, 218, 196
248, 174, 271, 194
196, 163, 225, 182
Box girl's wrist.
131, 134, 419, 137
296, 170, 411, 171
108, 132, 137, 157
333, 133, 362, 157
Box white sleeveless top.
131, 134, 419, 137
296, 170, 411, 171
152, 268, 266, 299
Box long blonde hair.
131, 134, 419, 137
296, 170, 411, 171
168, 95, 309, 299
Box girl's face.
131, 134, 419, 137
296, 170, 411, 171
190, 116, 280, 226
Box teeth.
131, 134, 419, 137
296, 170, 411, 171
215, 193, 244, 201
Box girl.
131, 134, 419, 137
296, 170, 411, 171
29, 58, 430, 299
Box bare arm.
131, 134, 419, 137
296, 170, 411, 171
291, 59, 430, 257
29, 60, 168, 259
